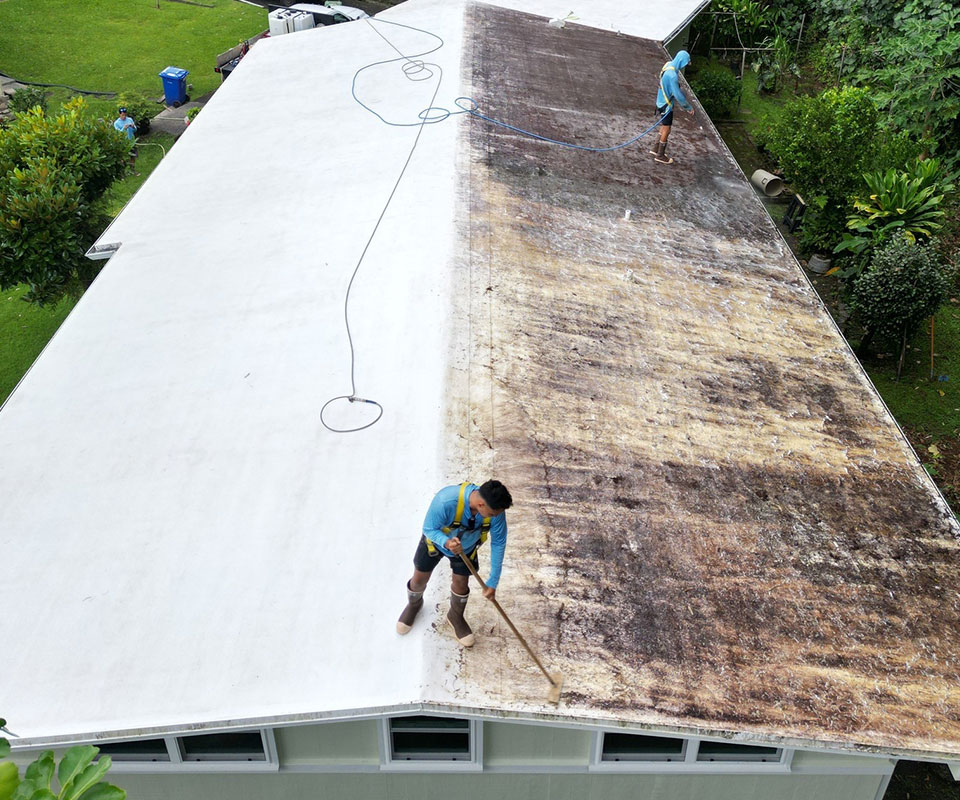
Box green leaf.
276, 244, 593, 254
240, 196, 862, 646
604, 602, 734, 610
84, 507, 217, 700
12, 779, 41, 800
0, 762, 19, 800
54, 749, 96, 798
23, 755, 53, 790
59, 758, 109, 800
24, 791, 56, 800
0, 740, 9, 760
75, 785, 124, 800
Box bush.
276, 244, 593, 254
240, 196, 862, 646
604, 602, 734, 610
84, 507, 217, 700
851, 237, 951, 368
114, 92, 157, 135
690, 64, 741, 119
7, 86, 46, 115
0, 97, 129, 305
760, 86, 880, 252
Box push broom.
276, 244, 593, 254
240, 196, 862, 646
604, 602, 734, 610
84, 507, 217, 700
458, 552, 564, 704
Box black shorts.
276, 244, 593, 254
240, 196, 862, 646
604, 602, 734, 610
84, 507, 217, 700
413, 536, 479, 577
657, 104, 674, 127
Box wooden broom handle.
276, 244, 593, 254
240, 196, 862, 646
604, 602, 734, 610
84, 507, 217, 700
458, 551, 558, 688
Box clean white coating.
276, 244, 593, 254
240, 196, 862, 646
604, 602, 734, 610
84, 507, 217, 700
1, 0, 704, 745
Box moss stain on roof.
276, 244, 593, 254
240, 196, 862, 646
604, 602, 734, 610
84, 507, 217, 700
443, 2, 960, 759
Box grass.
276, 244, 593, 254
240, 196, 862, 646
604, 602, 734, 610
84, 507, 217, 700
0, 286, 76, 404
0, 0, 267, 100
864, 302, 960, 439
104, 131, 177, 216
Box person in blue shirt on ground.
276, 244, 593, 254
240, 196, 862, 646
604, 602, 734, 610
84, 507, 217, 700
397, 480, 513, 647
113, 107, 139, 175
649, 50, 694, 165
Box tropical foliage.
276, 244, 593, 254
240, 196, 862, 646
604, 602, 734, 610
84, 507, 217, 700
835, 158, 950, 264
0, 737, 127, 800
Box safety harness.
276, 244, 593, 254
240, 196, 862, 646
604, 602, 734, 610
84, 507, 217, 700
660, 62, 676, 107
425, 482, 491, 556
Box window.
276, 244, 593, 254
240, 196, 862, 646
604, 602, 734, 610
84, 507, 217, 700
96, 739, 170, 762
592, 732, 791, 772
601, 732, 686, 762
75, 729, 277, 772
178, 731, 267, 762
696, 741, 782, 762
381, 716, 482, 770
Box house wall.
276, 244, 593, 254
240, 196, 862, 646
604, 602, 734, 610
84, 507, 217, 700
17, 719, 891, 800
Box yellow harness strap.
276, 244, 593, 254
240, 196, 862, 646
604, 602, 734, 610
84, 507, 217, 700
426, 482, 491, 556
660, 63, 676, 107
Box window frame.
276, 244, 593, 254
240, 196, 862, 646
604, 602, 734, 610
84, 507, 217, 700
379, 715, 483, 772
11, 729, 279, 774
590, 731, 793, 773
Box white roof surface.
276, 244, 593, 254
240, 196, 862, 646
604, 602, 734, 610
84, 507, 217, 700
2, 0, 707, 745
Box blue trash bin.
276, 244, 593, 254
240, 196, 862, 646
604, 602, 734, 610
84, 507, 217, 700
159, 66, 189, 107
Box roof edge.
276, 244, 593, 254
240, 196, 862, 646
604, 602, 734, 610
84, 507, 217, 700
9, 703, 960, 765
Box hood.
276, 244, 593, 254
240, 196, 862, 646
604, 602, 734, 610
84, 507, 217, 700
672, 50, 691, 69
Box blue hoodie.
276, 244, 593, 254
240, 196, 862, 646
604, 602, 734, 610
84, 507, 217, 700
656, 50, 692, 111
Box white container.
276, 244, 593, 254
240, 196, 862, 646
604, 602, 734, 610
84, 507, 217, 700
293, 11, 315, 31
268, 8, 289, 36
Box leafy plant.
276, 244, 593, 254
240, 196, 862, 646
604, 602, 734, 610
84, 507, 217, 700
835, 159, 950, 262
7, 88, 46, 116
851, 237, 951, 375
0, 97, 128, 305
0, 745, 127, 800
690, 63, 741, 118
113, 93, 156, 136
866, 0, 960, 159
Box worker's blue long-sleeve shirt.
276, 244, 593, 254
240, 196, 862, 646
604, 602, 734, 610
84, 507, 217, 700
423, 483, 508, 589
656, 50, 693, 111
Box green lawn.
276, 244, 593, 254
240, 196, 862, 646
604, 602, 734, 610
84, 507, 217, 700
0, 287, 76, 404
865, 302, 960, 439
0, 0, 267, 99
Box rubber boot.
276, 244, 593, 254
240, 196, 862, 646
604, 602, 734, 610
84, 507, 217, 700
654, 140, 674, 165
447, 590, 475, 647
648, 137, 663, 156
396, 581, 424, 634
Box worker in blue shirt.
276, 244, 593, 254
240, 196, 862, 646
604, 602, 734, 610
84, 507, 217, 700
650, 50, 694, 165
397, 480, 513, 647
113, 107, 139, 174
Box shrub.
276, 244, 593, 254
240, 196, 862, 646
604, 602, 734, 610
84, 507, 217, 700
7, 86, 46, 115
115, 92, 157, 135
760, 86, 880, 251
0, 97, 129, 305
690, 64, 740, 119
851, 237, 951, 370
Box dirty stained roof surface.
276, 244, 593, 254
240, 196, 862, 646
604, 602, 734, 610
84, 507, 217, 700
434, 3, 960, 760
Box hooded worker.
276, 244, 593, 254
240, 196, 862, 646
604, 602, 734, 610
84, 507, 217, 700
650, 50, 694, 165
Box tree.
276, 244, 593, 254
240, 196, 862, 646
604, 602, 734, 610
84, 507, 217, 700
850, 237, 952, 376
0, 97, 129, 305
868, 0, 960, 162
0, 719, 127, 800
